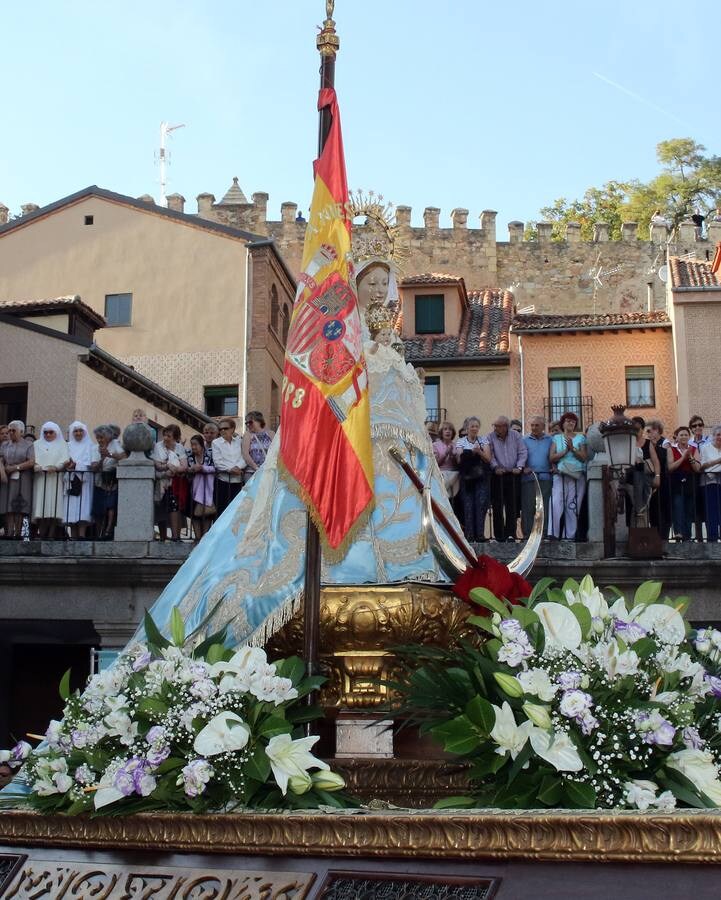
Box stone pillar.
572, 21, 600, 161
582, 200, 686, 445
508, 221, 524, 244
423, 207, 440, 230
586, 451, 610, 544
648, 223, 667, 243
21, 203, 39, 216
593, 222, 610, 242
451, 208, 468, 229
280, 201, 297, 225
166, 193, 185, 213
678, 218, 697, 243
537, 222, 553, 244
565, 222, 581, 243
115, 453, 155, 541
115, 424, 156, 542
196, 193, 216, 218
621, 222, 638, 242
252, 191, 268, 221
395, 205, 412, 227
707, 221, 721, 243
0, 203, 10, 225
480, 209, 497, 240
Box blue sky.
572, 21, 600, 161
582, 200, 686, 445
1, 1, 716, 231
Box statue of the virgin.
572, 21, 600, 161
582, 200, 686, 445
142, 256, 465, 648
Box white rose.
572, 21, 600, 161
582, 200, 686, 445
624, 779, 658, 811
516, 668, 557, 702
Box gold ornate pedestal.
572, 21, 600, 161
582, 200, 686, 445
267, 583, 473, 710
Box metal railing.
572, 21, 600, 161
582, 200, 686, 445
543, 396, 594, 432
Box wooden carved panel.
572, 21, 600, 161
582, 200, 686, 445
1, 859, 314, 899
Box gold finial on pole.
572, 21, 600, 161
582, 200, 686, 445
317, 0, 339, 57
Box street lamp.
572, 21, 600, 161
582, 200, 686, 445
599, 405, 637, 470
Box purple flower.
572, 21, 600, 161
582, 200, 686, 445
682, 726, 704, 750
146, 744, 171, 766
579, 713, 599, 735
705, 675, 721, 697
146, 725, 166, 745
113, 764, 137, 797
499, 619, 524, 640
647, 721, 676, 748
557, 671, 582, 691
112, 757, 157, 798
613, 618, 648, 644
132, 650, 152, 671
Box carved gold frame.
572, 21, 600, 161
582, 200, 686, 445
2, 809, 721, 863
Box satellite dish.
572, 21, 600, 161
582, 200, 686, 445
658, 265, 669, 283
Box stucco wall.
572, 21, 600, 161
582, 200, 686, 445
0, 323, 79, 428
75, 362, 188, 436
510, 329, 676, 432
0, 196, 248, 404
672, 294, 721, 427
425, 365, 510, 433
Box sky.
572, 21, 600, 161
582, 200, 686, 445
1, 1, 717, 231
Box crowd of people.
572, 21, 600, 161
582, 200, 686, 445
0, 409, 275, 543
3, 405, 721, 548
430, 412, 721, 545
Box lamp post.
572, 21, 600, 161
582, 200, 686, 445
599, 405, 663, 559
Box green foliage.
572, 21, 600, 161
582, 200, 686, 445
528, 138, 721, 240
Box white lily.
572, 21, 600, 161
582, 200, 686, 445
529, 728, 584, 772
209, 645, 269, 677
265, 733, 329, 795
667, 749, 721, 805
193, 711, 250, 757
489, 702, 534, 760
635, 604, 686, 645
568, 575, 608, 619
534, 602, 582, 653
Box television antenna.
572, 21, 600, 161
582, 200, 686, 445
157, 121, 185, 207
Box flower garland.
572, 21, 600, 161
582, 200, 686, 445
0, 609, 350, 814
390, 575, 721, 810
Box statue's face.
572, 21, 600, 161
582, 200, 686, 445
375, 328, 394, 346
357, 264, 389, 308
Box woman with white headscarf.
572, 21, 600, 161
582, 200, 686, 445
63, 421, 99, 538
32, 422, 70, 538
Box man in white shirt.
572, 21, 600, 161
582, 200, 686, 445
211, 418, 246, 516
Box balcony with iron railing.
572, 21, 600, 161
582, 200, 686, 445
543, 396, 594, 431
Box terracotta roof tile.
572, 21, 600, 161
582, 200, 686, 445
669, 255, 719, 288
395, 287, 512, 363
511, 311, 670, 333
399, 273, 464, 286
0, 295, 106, 329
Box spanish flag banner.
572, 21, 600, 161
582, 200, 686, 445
278, 87, 373, 552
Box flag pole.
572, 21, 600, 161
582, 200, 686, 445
302, 2, 340, 709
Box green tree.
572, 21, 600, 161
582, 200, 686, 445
528, 139, 721, 241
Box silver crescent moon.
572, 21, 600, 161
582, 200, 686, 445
423, 474, 544, 580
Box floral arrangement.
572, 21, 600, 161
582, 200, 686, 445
0, 609, 350, 814
390, 575, 721, 810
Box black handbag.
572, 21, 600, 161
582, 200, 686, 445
460, 448, 486, 483
68, 474, 83, 496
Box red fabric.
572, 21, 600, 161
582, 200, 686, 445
280, 367, 372, 550
453, 556, 532, 610
711, 241, 721, 276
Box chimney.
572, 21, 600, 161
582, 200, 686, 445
593, 222, 610, 243
0, 203, 8, 225
395, 205, 412, 227
281, 201, 297, 225
536, 222, 553, 244
196, 193, 216, 218
451, 208, 468, 229
21, 203, 40, 217
166, 193, 185, 213
423, 207, 440, 230
137, 194, 155, 205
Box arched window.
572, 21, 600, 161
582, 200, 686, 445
270, 285, 280, 334
281, 303, 291, 345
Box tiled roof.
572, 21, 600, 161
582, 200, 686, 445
395, 288, 512, 363
0, 295, 106, 329
511, 311, 670, 333
400, 273, 464, 286
669, 255, 719, 288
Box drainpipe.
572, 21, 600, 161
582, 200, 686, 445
518, 333, 526, 430
242, 245, 251, 424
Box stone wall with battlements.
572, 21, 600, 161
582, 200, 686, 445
190, 187, 721, 316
